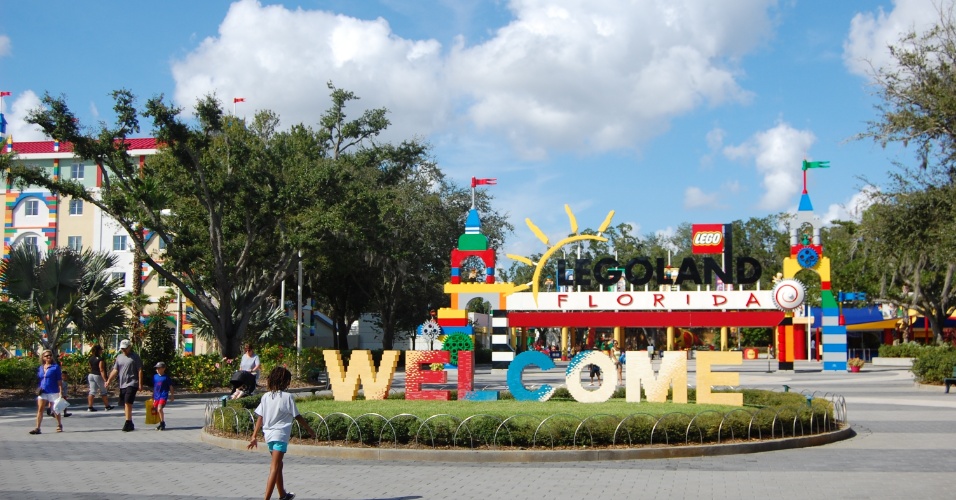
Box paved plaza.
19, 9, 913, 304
1, 360, 955, 499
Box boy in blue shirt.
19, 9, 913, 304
152, 362, 173, 431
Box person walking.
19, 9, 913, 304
104, 339, 143, 432
248, 366, 316, 500
30, 349, 65, 434
610, 339, 623, 385
152, 362, 173, 431
86, 345, 114, 412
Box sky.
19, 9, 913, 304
0, 0, 945, 265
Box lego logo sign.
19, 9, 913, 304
694, 232, 722, 245
692, 224, 725, 254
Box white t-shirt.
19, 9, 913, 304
254, 391, 300, 444
240, 353, 261, 373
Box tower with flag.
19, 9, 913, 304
780, 159, 845, 371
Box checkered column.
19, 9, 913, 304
491, 310, 514, 370
821, 290, 847, 371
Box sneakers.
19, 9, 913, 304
105, 405, 115, 411
122, 420, 134, 432
87, 407, 98, 412
279, 493, 295, 500
156, 421, 166, 431
62, 411, 72, 418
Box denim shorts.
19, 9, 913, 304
267, 441, 288, 453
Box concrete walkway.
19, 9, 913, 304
1, 360, 954, 499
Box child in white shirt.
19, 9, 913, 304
247, 366, 315, 500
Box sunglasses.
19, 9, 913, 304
42, 354, 52, 358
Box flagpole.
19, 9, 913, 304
470, 177, 476, 209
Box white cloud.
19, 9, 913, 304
0, 35, 11, 57
843, 0, 945, 76
683, 180, 741, 210
4, 91, 47, 142
822, 185, 879, 223
723, 122, 816, 210
706, 127, 726, 151
170, 0, 777, 158
449, 0, 773, 156
171, 0, 447, 142
684, 186, 720, 209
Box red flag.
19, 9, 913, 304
0, 91, 11, 97
471, 177, 497, 187
233, 97, 245, 103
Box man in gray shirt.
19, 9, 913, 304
105, 339, 143, 432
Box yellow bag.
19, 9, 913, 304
145, 399, 159, 425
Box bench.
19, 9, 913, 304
307, 369, 330, 394
944, 366, 956, 394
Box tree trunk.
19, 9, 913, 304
221, 334, 242, 360
336, 318, 350, 352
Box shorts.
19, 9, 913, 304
119, 386, 138, 405
589, 364, 601, 377
153, 398, 167, 407
37, 392, 59, 404
267, 441, 288, 453
88, 374, 107, 396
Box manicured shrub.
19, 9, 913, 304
0, 356, 40, 395
879, 342, 932, 358
910, 344, 956, 384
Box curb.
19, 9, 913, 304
201, 425, 855, 462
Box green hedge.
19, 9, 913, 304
210, 389, 834, 448
878, 343, 934, 358
0, 356, 41, 395
909, 345, 956, 384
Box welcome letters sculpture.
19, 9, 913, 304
322, 349, 744, 406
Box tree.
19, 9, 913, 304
9, 91, 317, 358
140, 293, 177, 378
858, 186, 956, 343
860, 3, 956, 182
0, 246, 126, 357
856, 5, 956, 343
300, 84, 511, 351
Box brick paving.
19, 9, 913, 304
1, 360, 954, 499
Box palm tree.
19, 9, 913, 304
0, 245, 126, 357
188, 283, 294, 354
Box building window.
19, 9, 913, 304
67, 236, 82, 251
25, 199, 39, 216
111, 272, 126, 285
69, 199, 83, 215
70, 163, 85, 179
159, 238, 167, 250
158, 275, 169, 287
112, 235, 128, 251
22, 236, 38, 249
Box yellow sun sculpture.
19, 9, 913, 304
506, 205, 615, 305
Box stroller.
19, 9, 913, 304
228, 370, 257, 400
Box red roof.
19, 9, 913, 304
9, 138, 158, 155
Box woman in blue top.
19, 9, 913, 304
31, 349, 65, 434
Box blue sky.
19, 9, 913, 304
0, 0, 942, 263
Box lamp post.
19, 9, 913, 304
296, 250, 303, 355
